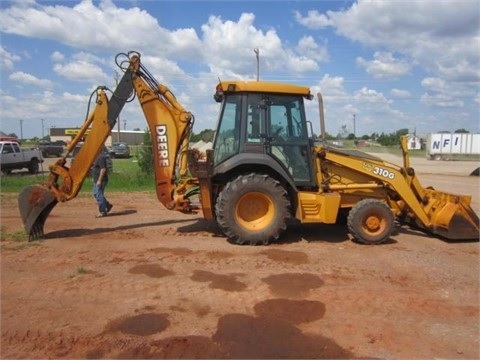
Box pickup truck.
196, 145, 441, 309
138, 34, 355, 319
0, 141, 43, 174
38, 140, 64, 157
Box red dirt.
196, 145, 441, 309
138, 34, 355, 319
1, 167, 479, 359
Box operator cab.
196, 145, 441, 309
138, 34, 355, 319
213, 81, 315, 187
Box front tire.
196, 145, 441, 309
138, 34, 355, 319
215, 173, 290, 245
347, 199, 394, 245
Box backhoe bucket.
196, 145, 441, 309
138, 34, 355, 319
425, 188, 479, 240
18, 185, 58, 241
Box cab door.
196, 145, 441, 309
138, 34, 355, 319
1, 143, 18, 165
266, 94, 314, 185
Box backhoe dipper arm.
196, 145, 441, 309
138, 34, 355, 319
48, 69, 135, 201
18, 51, 198, 239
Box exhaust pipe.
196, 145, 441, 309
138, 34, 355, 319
18, 185, 58, 241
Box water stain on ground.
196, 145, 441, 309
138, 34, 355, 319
191, 270, 247, 292
104, 312, 170, 336
254, 298, 325, 324
211, 297, 352, 359
262, 272, 324, 297
109, 299, 351, 359
128, 264, 174, 278
260, 249, 309, 264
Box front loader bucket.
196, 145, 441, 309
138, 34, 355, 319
425, 189, 479, 240
18, 185, 58, 241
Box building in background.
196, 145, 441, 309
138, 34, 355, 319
49, 128, 145, 146
406, 134, 423, 150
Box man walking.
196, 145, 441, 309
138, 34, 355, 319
92, 147, 113, 217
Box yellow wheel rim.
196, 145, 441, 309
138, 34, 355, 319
235, 192, 275, 231
363, 214, 386, 235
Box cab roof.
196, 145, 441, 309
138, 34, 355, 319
218, 80, 312, 98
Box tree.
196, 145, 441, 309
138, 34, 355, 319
191, 129, 215, 142
376, 128, 408, 146
454, 129, 469, 133
137, 129, 153, 174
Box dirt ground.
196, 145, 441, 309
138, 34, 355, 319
1, 155, 479, 359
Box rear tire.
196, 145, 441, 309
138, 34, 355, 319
215, 173, 290, 245
28, 159, 40, 174
347, 199, 394, 245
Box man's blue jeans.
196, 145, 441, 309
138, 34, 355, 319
93, 182, 108, 214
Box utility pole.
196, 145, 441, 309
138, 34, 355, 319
353, 114, 356, 139
20, 119, 23, 140
41, 118, 45, 139
254, 48, 259, 81
114, 71, 121, 143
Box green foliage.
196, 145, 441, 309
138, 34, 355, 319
191, 129, 215, 142
76, 266, 88, 274
69, 266, 89, 278
1, 172, 52, 192
0, 225, 41, 251
1, 157, 155, 193
377, 128, 409, 146
0, 226, 28, 242
137, 129, 153, 174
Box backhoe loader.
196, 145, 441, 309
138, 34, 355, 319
19, 51, 479, 245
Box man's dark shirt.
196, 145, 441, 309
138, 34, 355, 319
92, 152, 109, 184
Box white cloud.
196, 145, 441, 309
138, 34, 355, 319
421, 92, 464, 108
421, 77, 446, 92
295, 0, 479, 83
201, 13, 321, 77
52, 52, 110, 83
356, 52, 411, 79
0, 0, 477, 137
420, 77, 464, 107
0, 2, 323, 80
296, 36, 329, 63
313, 74, 348, 102
51, 51, 64, 63
0, 0, 182, 54
0, 46, 21, 71
9, 71, 54, 89
390, 88, 411, 99
353, 87, 392, 105
293, 9, 333, 29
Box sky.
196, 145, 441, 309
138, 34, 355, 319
0, 0, 479, 140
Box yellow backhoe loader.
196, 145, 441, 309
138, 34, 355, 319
19, 51, 479, 245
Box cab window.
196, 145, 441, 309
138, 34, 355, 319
213, 94, 241, 164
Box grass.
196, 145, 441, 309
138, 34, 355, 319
0, 226, 29, 242
68, 266, 89, 278
0, 157, 155, 193
0, 225, 41, 250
